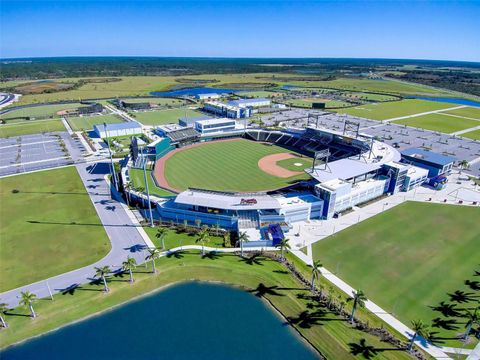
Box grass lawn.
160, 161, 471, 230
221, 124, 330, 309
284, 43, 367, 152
311, 202, 480, 348
143, 227, 225, 249
66, 114, 124, 131
132, 108, 203, 126
0, 250, 412, 360
0, 119, 65, 138
443, 106, 480, 120
277, 157, 311, 171
0, 103, 82, 120
393, 113, 479, 133
286, 98, 351, 109
335, 99, 455, 120
0, 167, 111, 292
122, 97, 187, 106
461, 129, 480, 140
164, 139, 311, 192
128, 168, 176, 197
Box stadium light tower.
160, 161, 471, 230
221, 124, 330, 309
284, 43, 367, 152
104, 122, 118, 191
141, 147, 154, 227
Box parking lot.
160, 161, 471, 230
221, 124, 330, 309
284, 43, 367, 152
260, 109, 480, 176
0, 133, 74, 177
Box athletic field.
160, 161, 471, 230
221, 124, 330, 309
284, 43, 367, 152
162, 139, 311, 192
0, 167, 111, 292
67, 114, 124, 131
335, 99, 455, 120
132, 108, 203, 126
392, 113, 479, 133
0, 119, 65, 138
0, 103, 82, 121
311, 202, 480, 346
462, 129, 480, 140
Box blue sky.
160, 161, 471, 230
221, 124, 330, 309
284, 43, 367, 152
1, 1, 479, 61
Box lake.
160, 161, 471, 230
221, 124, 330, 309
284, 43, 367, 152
151, 87, 245, 97
2, 282, 318, 360
406, 96, 480, 107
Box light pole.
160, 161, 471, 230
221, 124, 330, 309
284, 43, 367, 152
104, 122, 118, 191
142, 147, 154, 227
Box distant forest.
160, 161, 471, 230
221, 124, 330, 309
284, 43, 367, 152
1, 57, 480, 96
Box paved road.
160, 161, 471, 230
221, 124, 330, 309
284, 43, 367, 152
0, 161, 151, 308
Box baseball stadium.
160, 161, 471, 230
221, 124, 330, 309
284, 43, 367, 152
120, 111, 449, 247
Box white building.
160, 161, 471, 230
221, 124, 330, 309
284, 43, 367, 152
195, 118, 237, 134
228, 98, 271, 108
204, 101, 251, 119
404, 165, 429, 191
94, 122, 142, 138
196, 93, 221, 100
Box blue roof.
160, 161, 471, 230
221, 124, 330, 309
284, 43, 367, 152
228, 98, 269, 106
179, 115, 212, 123
401, 148, 455, 166
94, 122, 142, 132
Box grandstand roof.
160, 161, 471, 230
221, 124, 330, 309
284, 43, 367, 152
175, 189, 281, 210
401, 148, 456, 166
307, 157, 382, 183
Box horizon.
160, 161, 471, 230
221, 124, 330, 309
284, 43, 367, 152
1, 1, 479, 62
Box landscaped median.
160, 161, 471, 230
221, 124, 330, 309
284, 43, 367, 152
0, 250, 417, 359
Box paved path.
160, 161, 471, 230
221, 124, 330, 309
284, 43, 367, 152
466, 342, 480, 359
451, 124, 480, 136
383, 105, 467, 123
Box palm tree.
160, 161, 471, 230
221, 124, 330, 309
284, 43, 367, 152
238, 231, 250, 257
122, 256, 137, 284
20, 291, 37, 318
194, 219, 202, 228
94, 266, 111, 292
135, 186, 145, 206
223, 232, 230, 247
409, 320, 430, 351
276, 237, 291, 261
214, 223, 220, 236
155, 227, 168, 249
124, 182, 132, 207
0, 302, 9, 328
463, 308, 479, 340
183, 219, 188, 231
146, 248, 160, 273
196, 226, 210, 256
349, 289, 367, 323
310, 260, 323, 292
459, 160, 470, 171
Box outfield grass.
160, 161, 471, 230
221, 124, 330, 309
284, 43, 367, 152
132, 108, 203, 126
311, 202, 480, 347
0, 103, 82, 120
128, 168, 176, 197
0, 167, 111, 292
0, 250, 412, 359
277, 157, 311, 171
461, 129, 480, 140
285, 98, 351, 109
164, 139, 311, 192
0, 119, 65, 138
66, 114, 124, 131
393, 113, 479, 133
335, 99, 455, 120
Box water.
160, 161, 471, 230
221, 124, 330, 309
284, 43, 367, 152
2, 282, 318, 360
407, 96, 480, 107
150, 87, 245, 97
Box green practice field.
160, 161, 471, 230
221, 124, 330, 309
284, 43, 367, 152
277, 157, 311, 171
0, 167, 110, 292
0, 103, 82, 120
128, 168, 175, 197
122, 97, 186, 106
0, 119, 65, 138
164, 139, 311, 192
335, 99, 455, 120
461, 129, 480, 140
132, 108, 203, 126
443, 106, 480, 120
67, 114, 124, 131
393, 113, 480, 133
312, 202, 480, 347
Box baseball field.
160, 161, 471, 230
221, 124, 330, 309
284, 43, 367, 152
158, 139, 312, 192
